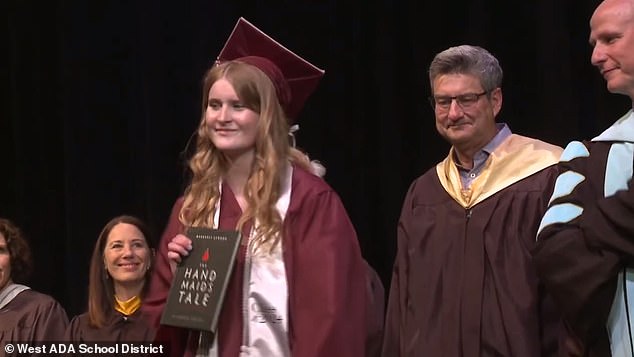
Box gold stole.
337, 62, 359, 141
114, 295, 141, 316
436, 134, 562, 209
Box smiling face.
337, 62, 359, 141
103, 223, 150, 289
0, 233, 11, 292
590, 0, 634, 99
432, 73, 501, 150
205, 78, 261, 162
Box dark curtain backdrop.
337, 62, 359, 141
4, 0, 631, 317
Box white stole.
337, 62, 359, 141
198, 165, 292, 357
0, 283, 31, 310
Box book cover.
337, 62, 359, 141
160, 227, 241, 332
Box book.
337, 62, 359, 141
160, 227, 241, 332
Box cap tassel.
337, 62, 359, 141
289, 124, 299, 148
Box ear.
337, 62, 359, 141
490, 87, 503, 117
103, 263, 110, 280
146, 248, 156, 272
103, 255, 110, 272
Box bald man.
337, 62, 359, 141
533, 1, 634, 356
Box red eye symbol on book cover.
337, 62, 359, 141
202, 248, 210, 263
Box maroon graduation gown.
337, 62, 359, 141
144, 165, 367, 357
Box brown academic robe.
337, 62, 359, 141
65, 309, 155, 342
144, 164, 367, 357
534, 138, 634, 357
0, 289, 69, 347
382, 135, 563, 357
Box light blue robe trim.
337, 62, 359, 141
559, 141, 590, 162
537, 203, 583, 237
548, 171, 586, 205
628, 270, 634, 354
604, 141, 634, 357
536, 141, 587, 238
608, 271, 634, 357
593, 110, 634, 143
604, 143, 634, 196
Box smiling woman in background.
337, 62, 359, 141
0, 218, 69, 344
65, 215, 155, 342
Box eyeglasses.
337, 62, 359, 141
428, 91, 489, 111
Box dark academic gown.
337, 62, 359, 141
382, 135, 563, 357
0, 289, 69, 345
534, 126, 634, 357
65, 310, 155, 342
144, 165, 367, 357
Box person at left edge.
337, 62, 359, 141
64, 215, 155, 343
143, 18, 368, 357
0, 218, 69, 347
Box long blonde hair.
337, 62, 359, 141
180, 61, 312, 250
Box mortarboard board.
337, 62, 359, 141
216, 17, 325, 122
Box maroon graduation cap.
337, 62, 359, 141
216, 17, 325, 122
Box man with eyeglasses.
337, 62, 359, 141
382, 45, 565, 357
533, 0, 634, 355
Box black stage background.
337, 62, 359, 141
4, 0, 631, 317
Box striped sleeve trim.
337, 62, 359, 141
560, 141, 590, 162
537, 203, 583, 237
548, 171, 586, 205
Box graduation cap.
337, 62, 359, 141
216, 17, 325, 122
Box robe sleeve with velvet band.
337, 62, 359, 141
582, 176, 634, 258
383, 135, 565, 357
0, 290, 69, 346
534, 139, 634, 357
